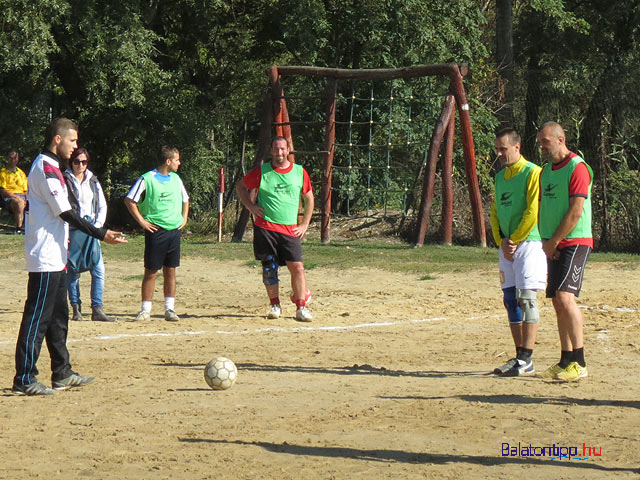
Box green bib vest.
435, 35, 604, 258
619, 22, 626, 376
257, 163, 303, 225
138, 171, 184, 230
495, 161, 541, 241
539, 155, 592, 239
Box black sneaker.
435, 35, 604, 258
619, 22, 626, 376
52, 373, 94, 391
14, 227, 25, 235
13, 381, 56, 396
493, 358, 518, 375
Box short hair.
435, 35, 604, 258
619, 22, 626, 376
271, 136, 289, 148
44, 118, 78, 148
158, 146, 179, 166
495, 127, 521, 146
538, 121, 565, 138
69, 147, 90, 167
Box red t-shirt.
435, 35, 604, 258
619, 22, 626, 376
242, 162, 313, 236
542, 153, 593, 249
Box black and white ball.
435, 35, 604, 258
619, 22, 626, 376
204, 357, 238, 390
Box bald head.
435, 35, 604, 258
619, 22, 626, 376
539, 121, 565, 138
537, 121, 569, 164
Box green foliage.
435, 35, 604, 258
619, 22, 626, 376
1, 0, 639, 250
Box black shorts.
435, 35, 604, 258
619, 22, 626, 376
546, 244, 591, 298
144, 228, 181, 271
253, 226, 303, 265
3, 193, 25, 208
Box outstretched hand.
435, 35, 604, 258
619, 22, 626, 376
104, 230, 128, 244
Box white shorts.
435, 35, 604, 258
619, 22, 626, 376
499, 240, 547, 290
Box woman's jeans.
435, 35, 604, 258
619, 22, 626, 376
67, 249, 105, 308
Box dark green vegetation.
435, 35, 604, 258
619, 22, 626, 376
1, 1, 639, 249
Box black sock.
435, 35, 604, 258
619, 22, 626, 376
559, 350, 573, 368
515, 346, 523, 359
518, 348, 533, 362
573, 347, 586, 367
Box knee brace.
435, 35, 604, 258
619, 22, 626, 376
517, 288, 540, 324
503, 286, 522, 324
261, 255, 279, 286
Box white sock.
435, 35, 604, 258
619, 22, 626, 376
141, 301, 152, 313
164, 297, 175, 311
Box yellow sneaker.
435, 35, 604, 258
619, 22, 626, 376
538, 363, 564, 379
555, 362, 588, 381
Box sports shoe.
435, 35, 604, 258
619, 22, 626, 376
555, 362, 588, 381
52, 373, 94, 391
92, 306, 115, 322
164, 309, 180, 322
502, 358, 535, 377
132, 310, 151, 322
13, 381, 55, 396
267, 304, 281, 319
295, 306, 313, 322
538, 363, 564, 380
493, 358, 518, 375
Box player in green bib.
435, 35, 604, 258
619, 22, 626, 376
237, 136, 314, 322
490, 128, 547, 377
125, 146, 190, 322
537, 122, 593, 382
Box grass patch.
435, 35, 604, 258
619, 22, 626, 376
4, 234, 640, 278
419, 274, 436, 281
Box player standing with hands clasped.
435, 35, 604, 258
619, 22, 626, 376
13, 118, 127, 396
236, 136, 314, 322
490, 128, 547, 377
125, 146, 189, 322
537, 122, 592, 381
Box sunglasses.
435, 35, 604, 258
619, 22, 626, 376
73, 159, 88, 165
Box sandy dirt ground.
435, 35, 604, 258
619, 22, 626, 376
1, 241, 639, 479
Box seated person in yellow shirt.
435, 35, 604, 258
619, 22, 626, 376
0, 149, 28, 234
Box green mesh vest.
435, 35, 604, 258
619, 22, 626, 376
495, 161, 541, 241
138, 171, 184, 230
539, 156, 592, 239
257, 163, 303, 225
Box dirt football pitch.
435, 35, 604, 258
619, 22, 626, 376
1, 236, 639, 479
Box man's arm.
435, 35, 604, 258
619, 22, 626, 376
235, 179, 264, 219
124, 197, 158, 233
179, 201, 189, 229
293, 190, 314, 237
59, 209, 126, 244
542, 196, 585, 259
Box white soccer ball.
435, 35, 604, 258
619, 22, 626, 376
204, 357, 238, 390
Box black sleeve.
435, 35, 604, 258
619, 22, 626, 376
59, 209, 107, 240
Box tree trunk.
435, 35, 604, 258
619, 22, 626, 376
495, 0, 515, 128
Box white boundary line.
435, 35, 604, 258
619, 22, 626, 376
0, 316, 447, 346
0, 303, 637, 347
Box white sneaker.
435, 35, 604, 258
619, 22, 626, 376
132, 311, 151, 322
267, 304, 281, 319
295, 307, 313, 322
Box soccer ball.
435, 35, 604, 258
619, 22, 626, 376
204, 357, 238, 390
290, 288, 312, 304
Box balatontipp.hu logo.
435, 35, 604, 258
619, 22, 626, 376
502, 442, 602, 461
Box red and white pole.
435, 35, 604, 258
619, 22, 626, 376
218, 168, 225, 242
